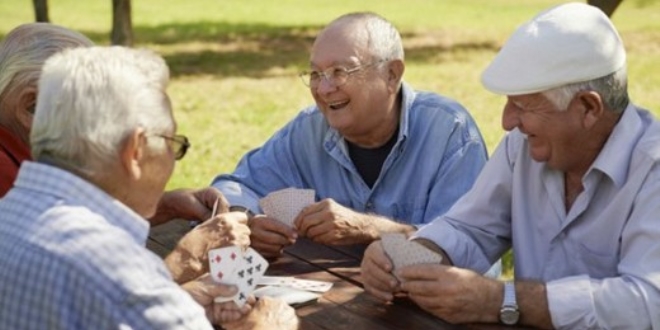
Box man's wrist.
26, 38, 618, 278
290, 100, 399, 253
229, 205, 255, 219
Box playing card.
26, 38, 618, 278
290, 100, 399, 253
231, 248, 269, 307
381, 233, 443, 280
259, 188, 315, 227
208, 246, 242, 284
257, 276, 333, 293
209, 247, 269, 306
252, 285, 320, 306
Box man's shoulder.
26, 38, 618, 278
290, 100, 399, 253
633, 110, 660, 162
409, 90, 473, 121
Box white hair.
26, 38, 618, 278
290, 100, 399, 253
542, 66, 629, 113
0, 23, 93, 117
31, 46, 173, 178
331, 12, 404, 62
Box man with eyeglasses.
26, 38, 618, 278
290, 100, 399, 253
0, 23, 253, 286
0, 46, 298, 330
0, 24, 213, 228
212, 11, 496, 275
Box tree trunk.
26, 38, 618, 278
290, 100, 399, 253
587, 0, 624, 17
111, 0, 133, 46
33, 0, 50, 22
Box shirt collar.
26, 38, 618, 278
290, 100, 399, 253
13, 161, 150, 244
0, 125, 31, 164
590, 103, 644, 188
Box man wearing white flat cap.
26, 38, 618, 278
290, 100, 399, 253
361, 3, 660, 329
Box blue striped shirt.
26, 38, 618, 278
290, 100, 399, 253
0, 162, 212, 330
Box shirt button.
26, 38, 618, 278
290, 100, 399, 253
366, 202, 373, 209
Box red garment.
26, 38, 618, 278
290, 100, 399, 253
0, 126, 31, 197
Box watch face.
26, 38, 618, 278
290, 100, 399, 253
500, 307, 520, 325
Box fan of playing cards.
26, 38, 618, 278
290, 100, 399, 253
209, 246, 269, 306
259, 188, 315, 227
381, 233, 443, 280
208, 246, 333, 307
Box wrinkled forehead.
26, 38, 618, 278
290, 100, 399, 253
310, 22, 372, 67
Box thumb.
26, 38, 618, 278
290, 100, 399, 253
185, 274, 238, 305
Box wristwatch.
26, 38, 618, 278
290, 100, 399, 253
499, 281, 520, 325
229, 205, 255, 219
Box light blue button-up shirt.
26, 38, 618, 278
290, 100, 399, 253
0, 162, 212, 330
212, 82, 488, 227
416, 104, 660, 329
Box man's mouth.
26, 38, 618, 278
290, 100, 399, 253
328, 100, 349, 110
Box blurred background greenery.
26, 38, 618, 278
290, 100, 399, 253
2, 0, 659, 276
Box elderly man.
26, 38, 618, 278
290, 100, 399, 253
0, 22, 242, 285
0, 23, 93, 195
0, 46, 297, 329
0, 23, 222, 226
212, 12, 491, 262
361, 3, 660, 329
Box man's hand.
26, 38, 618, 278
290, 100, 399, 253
181, 274, 253, 326
249, 215, 297, 258
150, 187, 229, 226
223, 297, 299, 330
361, 240, 400, 302
166, 212, 250, 283
294, 198, 379, 245
398, 264, 501, 324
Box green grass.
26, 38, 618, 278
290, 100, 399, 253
2, 0, 660, 278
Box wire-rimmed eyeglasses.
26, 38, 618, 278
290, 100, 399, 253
154, 134, 190, 160
299, 60, 386, 88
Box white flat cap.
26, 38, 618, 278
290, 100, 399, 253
481, 2, 626, 95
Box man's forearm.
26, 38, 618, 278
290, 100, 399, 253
516, 281, 553, 329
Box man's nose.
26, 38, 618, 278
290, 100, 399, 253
502, 101, 521, 131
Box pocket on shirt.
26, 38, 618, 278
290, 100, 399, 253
391, 196, 429, 225
573, 240, 619, 278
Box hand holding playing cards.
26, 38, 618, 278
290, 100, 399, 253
362, 234, 446, 303
295, 198, 377, 245
222, 297, 299, 330
398, 264, 500, 324
181, 273, 252, 325
249, 215, 297, 258
361, 239, 400, 302
149, 187, 229, 226
166, 212, 251, 283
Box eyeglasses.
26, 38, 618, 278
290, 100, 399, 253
299, 60, 386, 88
154, 134, 190, 160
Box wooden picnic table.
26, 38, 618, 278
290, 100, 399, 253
147, 220, 529, 330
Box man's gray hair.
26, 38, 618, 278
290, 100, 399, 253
331, 12, 404, 62
0, 23, 93, 111
31, 46, 173, 178
543, 67, 629, 113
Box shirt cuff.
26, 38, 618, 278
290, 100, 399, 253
546, 275, 594, 329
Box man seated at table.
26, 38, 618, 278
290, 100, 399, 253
0, 23, 232, 226
0, 46, 297, 330
361, 3, 660, 329
0, 22, 245, 285
211, 12, 490, 260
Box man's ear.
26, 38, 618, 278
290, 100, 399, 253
386, 59, 405, 93
120, 128, 147, 181
575, 91, 604, 129
16, 86, 37, 131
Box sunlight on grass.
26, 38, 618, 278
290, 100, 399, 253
2, 0, 660, 278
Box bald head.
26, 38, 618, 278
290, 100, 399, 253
314, 12, 404, 63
